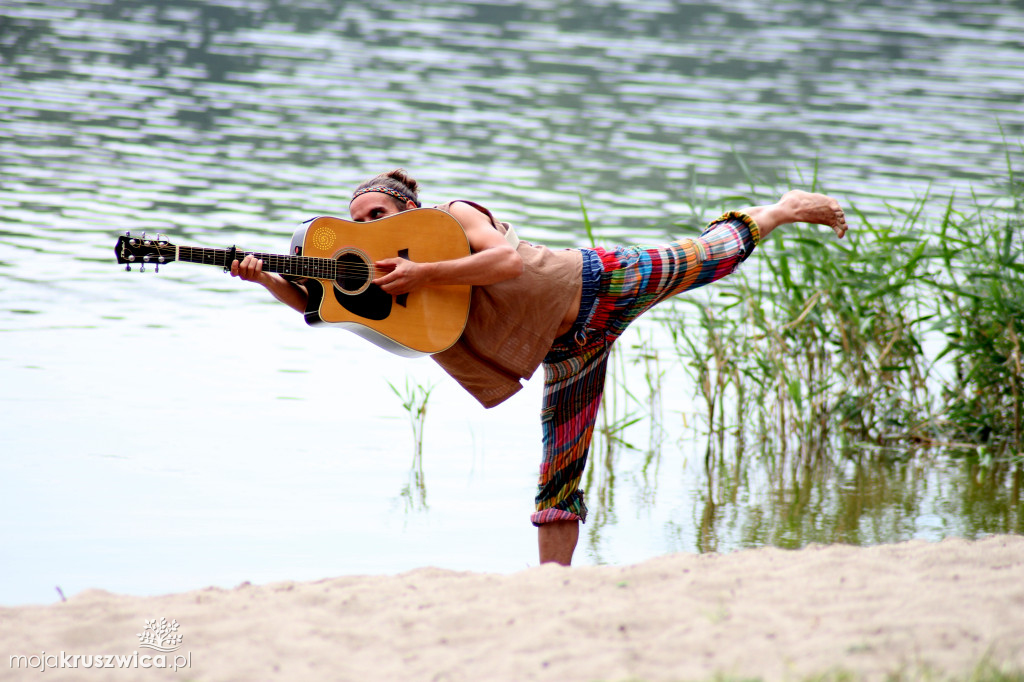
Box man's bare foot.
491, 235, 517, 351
778, 190, 849, 239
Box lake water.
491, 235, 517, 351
1, 0, 1023, 606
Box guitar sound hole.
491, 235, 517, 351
334, 249, 372, 295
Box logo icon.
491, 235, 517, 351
136, 618, 183, 653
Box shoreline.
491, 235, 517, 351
2, 535, 1022, 681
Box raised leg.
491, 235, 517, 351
744, 190, 849, 241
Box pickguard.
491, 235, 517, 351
334, 283, 392, 321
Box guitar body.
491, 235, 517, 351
289, 209, 472, 357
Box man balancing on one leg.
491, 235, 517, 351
230, 168, 849, 566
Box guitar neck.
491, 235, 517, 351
177, 246, 341, 280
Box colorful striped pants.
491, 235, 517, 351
531, 212, 761, 526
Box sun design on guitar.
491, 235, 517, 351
311, 225, 336, 251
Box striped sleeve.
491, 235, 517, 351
694, 210, 760, 276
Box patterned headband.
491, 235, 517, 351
349, 185, 421, 207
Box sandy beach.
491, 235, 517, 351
2, 535, 1022, 682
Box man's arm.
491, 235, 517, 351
371, 201, 523, 295
230, 258, 309, 313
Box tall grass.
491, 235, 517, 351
656, 152, 1024, 467
930, 182, 1024, 456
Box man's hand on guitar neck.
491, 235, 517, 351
230, 254, 308, 313
230, 253, 265, 283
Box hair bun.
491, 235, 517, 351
386, 168, 419, 194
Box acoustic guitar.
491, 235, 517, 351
114, 208, 472, 357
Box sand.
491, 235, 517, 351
2, 535, 1022, 682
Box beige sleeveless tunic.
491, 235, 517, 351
431, 201, 582, 408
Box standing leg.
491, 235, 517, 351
532, 336, 612, 566
538, 519, 580, 565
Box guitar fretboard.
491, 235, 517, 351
178, 247, 364, 281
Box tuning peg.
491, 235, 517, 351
140, 263, 146, 273
125, 263, 131, 272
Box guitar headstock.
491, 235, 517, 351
114, 232, 176, 272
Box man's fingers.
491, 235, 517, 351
231, 255, 263, 280
374, 258, 400, 272
373, 259, 405, 283
372, 258, 418, 294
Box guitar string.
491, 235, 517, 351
167, 247, 387, 277
133, 243, 396, 278
176, 248, 373, 268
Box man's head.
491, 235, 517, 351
349, 168, 421, 222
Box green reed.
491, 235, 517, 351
656, 150, 1023, 467
930, 180, 1024, 456
388, 376, 436, 511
